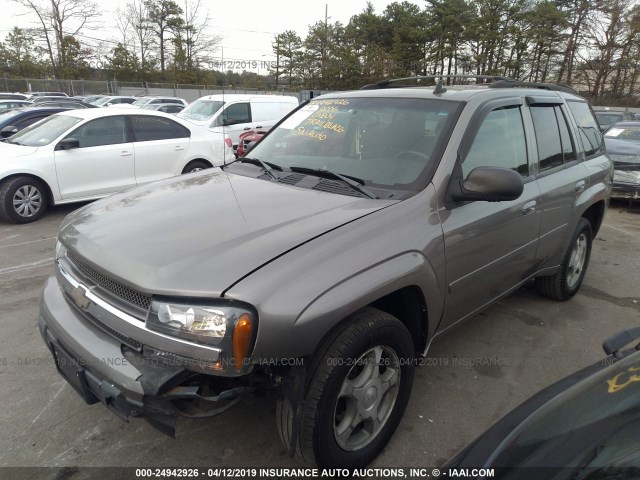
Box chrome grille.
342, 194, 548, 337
67, 252, 151, 311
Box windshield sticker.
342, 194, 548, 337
280, 104, 319, 130
291, 104, 351, 141
607, 365, 640, 393
605, 128, 624, 137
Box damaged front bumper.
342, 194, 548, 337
612, 167, 640, 200
38, 276, 254, 436
611, 183, 640, 200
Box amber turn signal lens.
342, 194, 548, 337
233, 313, 252, 370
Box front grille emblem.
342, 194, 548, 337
70, 285, 91, 310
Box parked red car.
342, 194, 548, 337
236, 129, 266, 157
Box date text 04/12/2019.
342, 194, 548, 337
135, 467, 495, 478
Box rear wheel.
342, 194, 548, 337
277, 307, 415, 468
0, 176, 48, 224
535, 217, 592, 300
182, 160, 212, 174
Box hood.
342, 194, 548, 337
0, 141, 40, 158
59, 170, 394, 297
177, 115, 210, 127
605, 137, 640, 156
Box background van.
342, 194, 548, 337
177, 94, 299, 150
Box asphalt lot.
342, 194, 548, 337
0, 200, 638, 469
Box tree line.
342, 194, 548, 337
0, 0, 228, 85
274, 0, 640, 103
1, 0, 640, 103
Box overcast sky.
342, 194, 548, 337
0, 0, 423, 68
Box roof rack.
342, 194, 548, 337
360, 75, 515, 92
489, 80, 578, 95
360, 75, 579, 95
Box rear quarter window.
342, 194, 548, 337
567, 102, 603, 157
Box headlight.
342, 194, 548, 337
55, 241, 67, 261
146, 299, 256, 373
157, 304, 227, 338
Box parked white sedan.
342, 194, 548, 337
0, 108, 235, 223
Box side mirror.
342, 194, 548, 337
451, 166, 524, 202
0, 126, 18, 138
56, 138, 80, 150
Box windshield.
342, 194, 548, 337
8, 114, 82, 146
0, 109, 27, 122
132, 98, 152, 106
245, 97, 460, 190
178, 100, 224, 121
92, 97, 114, 106
604, 124, 640, 141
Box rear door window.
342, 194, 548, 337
530, 106, 564, 171
132, 115, 190, 141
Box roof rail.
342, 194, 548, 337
489, 80, 578, 95
360, 75, 515, 91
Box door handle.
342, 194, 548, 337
255, 125, 263, 129
243, 127, 251, 130
522, 200, 537, 215
575, 180, 586, 193
119, 150, 132, 156
173, 146, 185, 151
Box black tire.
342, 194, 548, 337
277, 307, 415, 468
0, 176, 48, 224
182, 160, 212, 174
535, 217, 592, 300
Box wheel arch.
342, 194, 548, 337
181, 158, 213, 174
580, 200, 606, 236
0, 173, 55, 205
300, 284, 430, 369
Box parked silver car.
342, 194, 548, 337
39, 77, 612, 468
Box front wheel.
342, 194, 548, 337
535, 217, 593, 300
277, 307, 415, 468
0, 176, 48, 224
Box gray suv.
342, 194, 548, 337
38, 77, 612, 468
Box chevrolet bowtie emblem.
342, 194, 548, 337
70, 285, 90, 310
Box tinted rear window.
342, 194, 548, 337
132, 116, 190, 141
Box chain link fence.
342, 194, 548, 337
1, 77, 111, 96
2, 76, 311, 102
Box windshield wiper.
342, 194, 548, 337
235, 157, 282, 181
289, 166, 378, 199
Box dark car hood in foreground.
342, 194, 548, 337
447, 347, 640, 478
59, 169, 395, 297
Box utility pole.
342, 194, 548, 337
275, 36, 280, 91
323, 3, 328, 90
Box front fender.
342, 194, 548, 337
224, 188, 445, 363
